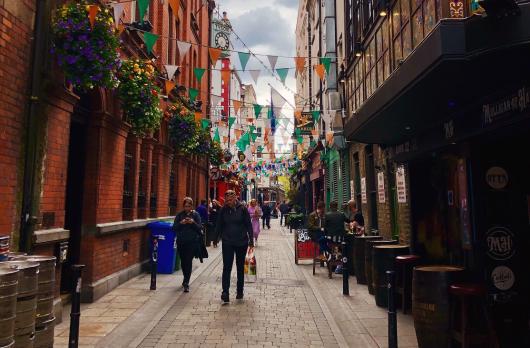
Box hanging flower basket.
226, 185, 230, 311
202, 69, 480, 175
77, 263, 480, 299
209, 141, 223, 166
51, 1, 120, 91
167, 101, 200, 154
117, 59, 163, 135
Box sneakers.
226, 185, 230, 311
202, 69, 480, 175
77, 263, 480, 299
183, 284, 189, 292
236, 291, 244, 300
221, 292, 229, 303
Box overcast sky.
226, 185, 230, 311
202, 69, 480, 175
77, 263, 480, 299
217, 0, 298, 151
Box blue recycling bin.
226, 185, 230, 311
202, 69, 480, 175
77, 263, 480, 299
147, 221, 176, 274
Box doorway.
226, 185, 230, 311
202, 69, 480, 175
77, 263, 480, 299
61, 115, 87, 293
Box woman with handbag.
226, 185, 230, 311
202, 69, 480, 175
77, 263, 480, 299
173, 197, 202, 292
247, 199, 262, 246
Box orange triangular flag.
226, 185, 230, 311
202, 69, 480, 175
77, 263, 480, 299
118, 23, 125, 34
315, 64, 326, 81
295, 57, 305, 75
294, 110, 302, 121
168, 0, 179, 16
326, 132, 334, 144
88, 5, 99, 29
223, 136, 228, 143
235, 129, 243, 138
311, 129, 319, 136
233, 100, 242, 114
194, 112, 202, 122
209, 48, 222, 66
165, 80, 175, 95
222, 69, 231, 85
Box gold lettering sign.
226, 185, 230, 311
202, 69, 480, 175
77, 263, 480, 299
449, 0, 465, 18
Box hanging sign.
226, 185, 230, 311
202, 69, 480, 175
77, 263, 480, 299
486, 166, 508, 190
361, 177, 367, 204
486, 226, 515, 261
238, 151, 246, 162
377, 172, 385, 203
396, 166, 407, 203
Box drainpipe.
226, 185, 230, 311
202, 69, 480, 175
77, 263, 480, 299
19, 0, 50, 252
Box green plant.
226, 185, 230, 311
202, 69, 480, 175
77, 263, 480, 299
167, 100, 200, 154
117, 59, 163, 135
209, 141, 223, 166
51, 1, 120, 91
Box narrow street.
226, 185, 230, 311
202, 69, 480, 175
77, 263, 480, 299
53, 219, 417, 348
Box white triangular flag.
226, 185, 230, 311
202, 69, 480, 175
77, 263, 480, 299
271, 86, 288, 108
249, 70, 261, 85
111, 3, 125, 28
177, 40, 191, 59
164, 65, 179, 80
211, 94, 222, 106
267, 55, 278, 70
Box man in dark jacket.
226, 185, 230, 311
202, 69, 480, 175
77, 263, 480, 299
261, 202, 271, 229
214, 190, 253, 303
279, 201, 290, 226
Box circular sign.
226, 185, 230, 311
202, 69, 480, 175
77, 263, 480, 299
491, 266, 515, 291
223, 149, 232, 162
486, 167, 509, 189
238, 151, 246, 162
486, 226, 515, 261
210, 167, 220, 180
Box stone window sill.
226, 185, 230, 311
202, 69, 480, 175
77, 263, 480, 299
96, 216, 174, 236
34, 228, 70, 245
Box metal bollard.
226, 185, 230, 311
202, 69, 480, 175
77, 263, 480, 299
342, 235, 353, 296
69, 264, 85, 348
150, 235, 158, 290
387, 270, 398, 348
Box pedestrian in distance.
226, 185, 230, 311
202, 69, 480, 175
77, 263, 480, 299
173, 197, 203, 293
214, 190, 254, 303
279, 200, 290, 226
261, 202, 271, 229
248, 199, 262, 246
208, 200, 221, 247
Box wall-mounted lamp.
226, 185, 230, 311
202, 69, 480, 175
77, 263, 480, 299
379, 0, 391, 17
354, 41, 363, 57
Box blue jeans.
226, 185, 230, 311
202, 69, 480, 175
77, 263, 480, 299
318, 236, 331, 254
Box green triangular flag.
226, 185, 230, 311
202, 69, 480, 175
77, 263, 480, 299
253, 104, 262, 118
312, 110, 320, 122
201, 119, 210, 130
189, 88, 199, 102
137, 0, 149, 23
194, 68, 206, 83
257, 146, 264, 153
242, 132, 251, 145
267, 108, 273, 119
320, 57, 332, 74
297, 136, 303, 144
142, 32, 159, 54
295, 128, 301, 136
251, 132, 258, 142
228, 117, 236, 128
276, 68, 289, 83
238, 52, 251, 71
213, 128, 220, 143
249, 125, 256, 133
310, 140, 317, 148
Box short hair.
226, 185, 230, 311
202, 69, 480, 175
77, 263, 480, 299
348, 200, 357, 209
330, 201, 338, 210
183, 197, 194, 206
316, 201, 325, 209
225, 190, 236, 197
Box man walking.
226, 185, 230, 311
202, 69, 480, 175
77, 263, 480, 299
261, 202, 271, 229
214, 190, 254, 303
279, 200, 290, 226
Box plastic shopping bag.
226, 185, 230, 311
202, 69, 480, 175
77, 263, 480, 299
244, 246, 257, 283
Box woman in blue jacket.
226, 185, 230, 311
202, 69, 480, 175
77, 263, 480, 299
173, 197, 202, 292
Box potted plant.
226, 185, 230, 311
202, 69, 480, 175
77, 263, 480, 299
167, 100, 200, 154
117, 59, 163, 135
51, 1, 120, 91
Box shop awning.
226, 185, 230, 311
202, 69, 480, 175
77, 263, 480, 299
345, 5, 530, 145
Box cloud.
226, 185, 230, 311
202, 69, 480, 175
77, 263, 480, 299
230, 7, 295, 56
275, 0, 299, 8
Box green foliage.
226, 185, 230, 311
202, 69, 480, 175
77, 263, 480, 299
117, 59, 163, 135
51, 1, 120, 91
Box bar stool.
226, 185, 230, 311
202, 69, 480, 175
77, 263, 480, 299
449, 283, 499, 348
395, 254, 420, 314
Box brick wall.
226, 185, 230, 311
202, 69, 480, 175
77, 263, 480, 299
0, 0, 35, 243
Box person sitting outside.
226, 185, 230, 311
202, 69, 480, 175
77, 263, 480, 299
325, 201, 348, 272
345, 200, 365, 236
307, 201, 328, 259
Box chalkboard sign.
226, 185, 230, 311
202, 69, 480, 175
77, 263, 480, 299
294, 229, 316, 264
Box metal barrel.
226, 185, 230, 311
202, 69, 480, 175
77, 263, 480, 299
412, 265, 465, 348
5, 261, 39, 348
33, 316, 54, 348
353, 236, 382, 284
0, 266, 18, 348
365, 240, 398, 295
372, 245, 409, 308
21, 256, 56, 326
6, 253, 27, 261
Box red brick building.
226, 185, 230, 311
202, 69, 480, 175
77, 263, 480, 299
0, 0, 213, 320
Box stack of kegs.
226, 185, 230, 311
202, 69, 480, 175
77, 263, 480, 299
4, 261, 39, 348
0, 264, 18, 348
0, 237, 9, 261
23, 256, 56, 348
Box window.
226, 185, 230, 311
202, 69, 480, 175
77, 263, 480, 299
138, 158, 146, 210
169, 165, 177, 215
122, 153, 133, 220
353, 153, 362, 214
365, 145, 378, 230
150, 160, 158, 218
168, 7, 174, 65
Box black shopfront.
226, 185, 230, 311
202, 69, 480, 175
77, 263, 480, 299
345, 6, 530, 346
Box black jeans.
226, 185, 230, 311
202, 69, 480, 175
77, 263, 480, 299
221, 243, 247, 293
177, 242, 196, 285
262, 216, 270, 229
280, 213, 285, 225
